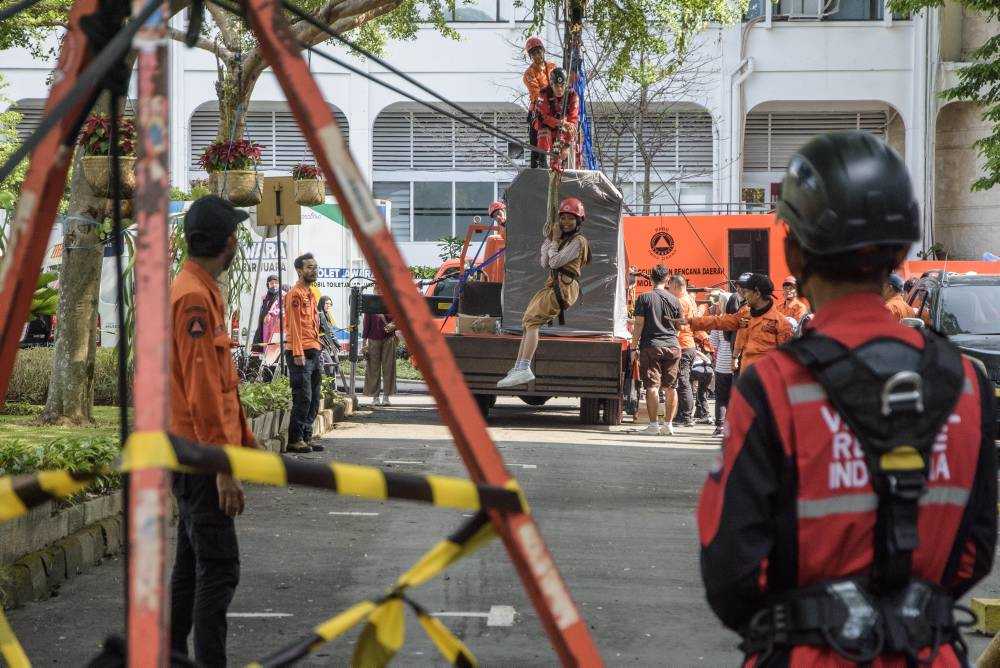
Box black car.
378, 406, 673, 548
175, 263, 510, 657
907, 271, 1000, 415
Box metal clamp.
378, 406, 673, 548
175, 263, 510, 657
880, 371, 924, 416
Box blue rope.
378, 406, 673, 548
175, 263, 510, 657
572, 48, 598, 171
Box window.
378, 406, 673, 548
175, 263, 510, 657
418, 0, 532, 22
743, 111, 888, 171
413, 182, 453, 242
189, 103, 348, 173
373, 182, 411, 242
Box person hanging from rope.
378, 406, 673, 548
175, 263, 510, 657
522, 36, 556, 169
698, 131, 997, 666
532, 67, 580, 172
169, 195, 260, 667
497, 197, 590, 388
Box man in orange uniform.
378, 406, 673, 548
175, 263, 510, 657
778, 275, 810, 323
669, 274, 706, 428
483, 200, 507, 283
169, 195, 257, 667
688, 273, 793, 373
533, 67, 580, 171
285, 253, 325, 453
522, 36, 556, 169
883, 272, 914, 321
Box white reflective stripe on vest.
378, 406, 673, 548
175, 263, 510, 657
798, 486, 971, 520
787, 383, 826, 406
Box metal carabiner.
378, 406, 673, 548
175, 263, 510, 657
881, 370, 925, 416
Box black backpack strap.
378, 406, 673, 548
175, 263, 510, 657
782, 330, 966, 592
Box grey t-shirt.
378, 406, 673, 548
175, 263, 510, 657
635, 289, 681, 349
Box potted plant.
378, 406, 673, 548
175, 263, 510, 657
291, 163, 324, 206
199, 139, 263, 207
78, 114, 137, 199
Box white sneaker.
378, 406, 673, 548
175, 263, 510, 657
372, 395, 383, 407
497, 368, 535, 388
663, 422, 675, 436
636, 424, 662, 435
382, 396, 391, 406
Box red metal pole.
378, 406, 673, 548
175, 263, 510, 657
127, 1, 172, 664
0, 0, 100, 406
242, 3, 602, 664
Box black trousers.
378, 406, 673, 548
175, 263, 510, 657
528, 111, 543, 168
287, 349, 322, 443
714, 371, 733, 426
170, 473, 240, 668
690, 368, 712, 419
675, 347, 696, 422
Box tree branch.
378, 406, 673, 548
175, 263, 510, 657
206, 0, 239, 49
167, 26, 232, 60
293, 0, 402, 48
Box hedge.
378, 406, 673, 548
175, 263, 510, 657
6, 347, 126, 406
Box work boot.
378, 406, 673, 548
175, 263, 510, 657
497, 368, 534, 388
711, 426, 723, 437
696, 416, 713, 425
287, 440, 310, 453
310, 442, 326, 452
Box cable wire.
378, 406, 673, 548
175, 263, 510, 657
0, 0, 46, 23
204, 0, 548, 157
0, 0, 161, 187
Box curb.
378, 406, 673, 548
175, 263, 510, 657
0, 515, 124, 610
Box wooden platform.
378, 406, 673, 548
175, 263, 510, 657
445, 333, 625, 399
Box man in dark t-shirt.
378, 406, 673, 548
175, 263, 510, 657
631, 263, 683, 436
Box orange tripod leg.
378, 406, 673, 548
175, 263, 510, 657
0, 0, 100, 406
242, 1, 602, 664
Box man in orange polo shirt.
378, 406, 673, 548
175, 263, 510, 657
882, 272, 914, 321
285, 252, 324, 453
169, 195, 257, 667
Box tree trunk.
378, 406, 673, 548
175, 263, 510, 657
40, 149, 108, 425
214, 62, 257, 143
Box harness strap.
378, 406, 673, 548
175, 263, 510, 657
550, 233, 582, 326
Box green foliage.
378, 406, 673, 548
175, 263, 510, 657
30, 272, 59, 317
239, 377, 292, 418
0, 0, 70, 57
409, 265, 438, 279
78, 114, 137, 157
0, 401, 41, 417
437, 235, 464, 262
0, 435, 120, 497
889, 0, 999, 191
0, 74, 26, 203
6, 347, 125, 405
917, 242, 946, 260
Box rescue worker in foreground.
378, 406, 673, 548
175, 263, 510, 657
533, 67, 580, 171
170, 195, 258, 666
686, 272, 792, 373
497, 196, 590, 388
285, 253, 325, 453
883, 272, 914, 322
698, 131, 997, 666
778, 275, 810, 325
522, 36, 556, 169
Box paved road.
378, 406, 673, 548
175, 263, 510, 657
9, 395, 1000, 665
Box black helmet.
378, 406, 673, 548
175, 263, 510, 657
550, 67, 567, 85
777, 131, 920, 255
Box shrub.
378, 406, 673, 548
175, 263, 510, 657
291, 163, 321, 180
6, 347, 127, 406
0, 401, 41, 416
409, 265, 437, 279
198, 139, 263, 172
0, 435, 120, 497
239, 377, 292, 418
78, 114, 136, 157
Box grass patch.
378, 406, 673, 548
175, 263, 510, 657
338, 358, 423, 381
0, 406, 121, 448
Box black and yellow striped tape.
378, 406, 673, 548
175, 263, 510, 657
252, 512, 492, 667
0, 433, 526, 524
0, 609, 29, 668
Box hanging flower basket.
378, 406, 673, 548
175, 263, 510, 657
78, 114, 138, 199
199, 139, 264, 207
291, 164, 324, 206
209, 170, 263, 207
82, 155, 137, 199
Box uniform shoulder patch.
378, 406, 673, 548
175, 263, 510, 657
187, 316, 207, 339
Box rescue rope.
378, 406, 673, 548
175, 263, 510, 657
252, 511, 493, 667
0, 432, 527, 523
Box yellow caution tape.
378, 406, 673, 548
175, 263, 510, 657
332, 462, 387, 500
315, 601, 379, 642
223, 446, 287, 487
0, 609, 29, 668
416, 610, 478, 667
427, 475, 479, 511
351, 598, 405, 667
122, 431, 180, 471
0, 476, 28, 524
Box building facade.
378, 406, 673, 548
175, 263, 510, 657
2, 0, 997, 265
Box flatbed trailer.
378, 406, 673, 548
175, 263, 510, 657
445, 332, 632, 425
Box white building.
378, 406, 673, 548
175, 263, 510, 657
3, 0, 997, 265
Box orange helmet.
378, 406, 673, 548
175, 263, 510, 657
488, 200, 506, 217
558, 197, 585, 221
525, 36, 544, 53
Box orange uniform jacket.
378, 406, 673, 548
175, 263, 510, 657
778, 297, 809, 322
170, 260, 254, 447
690, 300, 793, 371
885, 293, 914, 321
285, 281, 321, 357
523, 61, 556, 111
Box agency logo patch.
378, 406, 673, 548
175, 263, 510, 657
186, 316, 207, 339
650, 228, 676, 259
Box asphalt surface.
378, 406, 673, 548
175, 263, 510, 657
9, 395, 1000, 666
